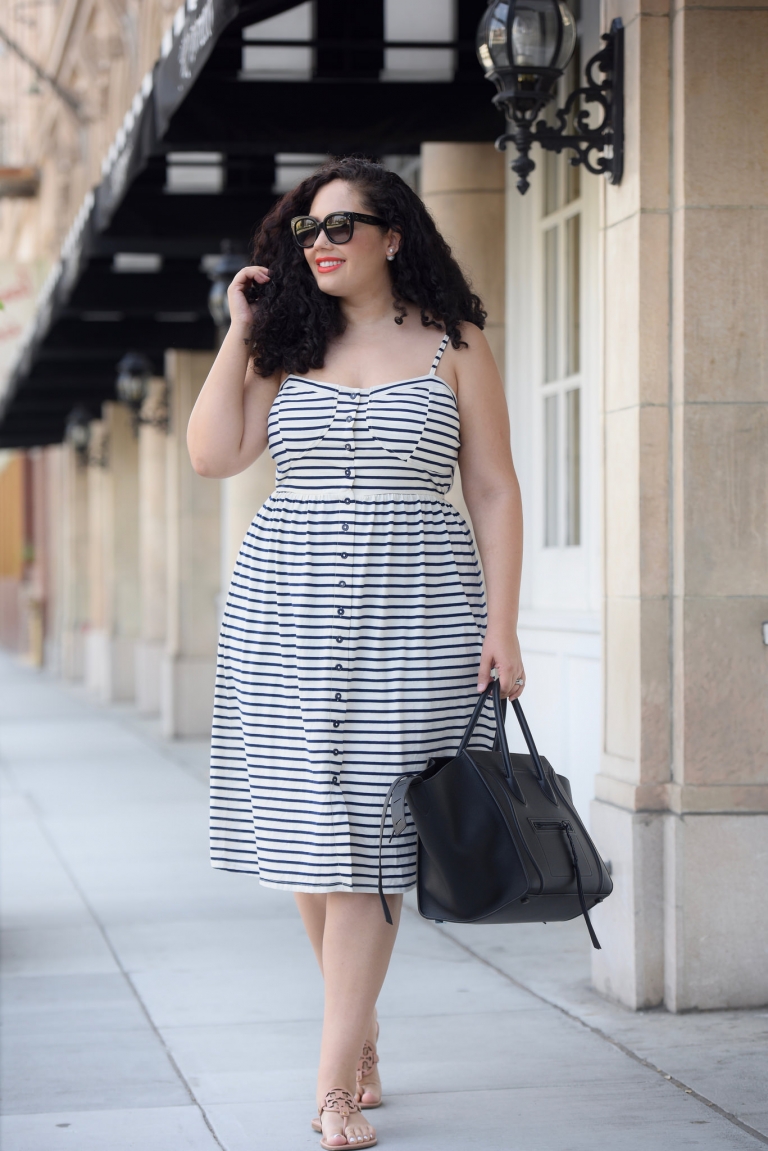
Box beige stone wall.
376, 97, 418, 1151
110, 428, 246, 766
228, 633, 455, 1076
58, 441, 89, 679
0, 0, 176, 263
84, 402, 139, 701
593, 0, 768, 1010
421, 143, 506, 377
221, 456, 276, 596
135, 380, 169, 714
420, 143, 506, 525
162, 349, 220, 738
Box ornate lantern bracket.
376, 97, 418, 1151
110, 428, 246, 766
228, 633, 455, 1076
494, 18, 624, 195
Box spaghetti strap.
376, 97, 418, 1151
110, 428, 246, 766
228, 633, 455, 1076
429, 333, 450, 376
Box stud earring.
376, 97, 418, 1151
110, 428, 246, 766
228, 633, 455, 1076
386, 248, 396, 262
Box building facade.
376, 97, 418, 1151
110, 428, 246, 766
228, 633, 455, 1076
0, 0, 766, 1012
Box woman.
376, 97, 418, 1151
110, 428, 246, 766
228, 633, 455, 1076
188, 156, 524, 1149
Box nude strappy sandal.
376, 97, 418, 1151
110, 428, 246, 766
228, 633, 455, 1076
311, 1029, 383, 1131
317, 1089, 377, 1149
355, 1035, 382, 1109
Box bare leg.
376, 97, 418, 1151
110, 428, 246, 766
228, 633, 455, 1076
295, 891, 403, 1146
294, 891, 326, 971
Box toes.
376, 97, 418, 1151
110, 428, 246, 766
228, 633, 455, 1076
320, 1117, 348, 1147
347, 1121, 374, 1144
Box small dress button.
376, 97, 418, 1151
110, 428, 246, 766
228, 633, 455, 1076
341, 552, 348, 558
331, 775, 339, 784
335, 692, 342, 701
333, 720, 340, 728
344, 498, 351, 504
339, 580, 347, 587
341, 523, 349, 532
335, 664, 342, 671
335, 637, 343, 643
346, 415, 353, 423
344, 468, 351, 477
332, 748, 339, 756
345, 443, 352, 452
337, 608, 345, 616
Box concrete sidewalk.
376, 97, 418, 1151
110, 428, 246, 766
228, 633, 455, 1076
1, 652, 766, 1151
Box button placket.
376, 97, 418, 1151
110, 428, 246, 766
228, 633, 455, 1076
330, 399, 357, 786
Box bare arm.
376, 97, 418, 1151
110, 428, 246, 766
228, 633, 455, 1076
187, 266, 281, 478
453, 324, 525, 700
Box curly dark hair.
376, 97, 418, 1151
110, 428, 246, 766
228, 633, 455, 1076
247, 155, 486, 378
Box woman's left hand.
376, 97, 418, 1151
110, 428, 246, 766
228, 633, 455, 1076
477, 628, 525, 700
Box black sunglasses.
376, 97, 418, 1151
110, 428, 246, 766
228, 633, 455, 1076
290, 211, 388, 249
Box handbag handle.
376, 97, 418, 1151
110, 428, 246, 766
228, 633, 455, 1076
458, 679, 558, 806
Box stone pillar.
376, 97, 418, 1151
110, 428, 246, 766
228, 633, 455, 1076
135, 380, 168, 713
23, 449, 48, 668
162, 350, 220, 738
59, 442, 89, 680
420, 143, 506, 522
84, 405, 140, 702
593, 0, 768, 1010
220, 454, 275, 608
420, 143, 506, 373
85, 420, 107, 694
42, 445, 65, 673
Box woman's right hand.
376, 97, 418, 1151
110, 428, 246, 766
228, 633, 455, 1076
227, 265, 270, 331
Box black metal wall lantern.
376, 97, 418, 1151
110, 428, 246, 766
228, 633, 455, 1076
207, 243, 248, 333
115, 352, 159, 432
115, 352, 169, 433
64, 406, 92, 464
476, 1, 624, 194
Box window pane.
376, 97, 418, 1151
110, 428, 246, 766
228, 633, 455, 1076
565, 387, 581, 546
565, 213, 580, 376
544, 394, 559, 547
544, 227, 559, 383
543, 143, 560, 216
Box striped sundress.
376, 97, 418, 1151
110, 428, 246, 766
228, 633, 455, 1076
209, 333, 494, 893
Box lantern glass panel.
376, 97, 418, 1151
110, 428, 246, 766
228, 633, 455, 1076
508, 0, 576, 70
511, 2, 557, 68
477, 1, 576, 77
552, 2, 576, 69
116, 373, 146, 406
477, 2, 510, 73
208, 280, 230, 327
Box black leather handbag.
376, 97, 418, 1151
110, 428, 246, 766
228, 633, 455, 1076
378, 679, 612, 948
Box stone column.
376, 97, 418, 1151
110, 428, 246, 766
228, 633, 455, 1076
593, 0, 768, 1010
135, 380, 168, 714
24, 449, 48, 668
58, 442, 89, 680
85, 420, 108, 694
420, 143, 506, 523
162, 350, 220, 738
84, 405, 140, 702
220, 454, 275, 608
42, 445, 65, 673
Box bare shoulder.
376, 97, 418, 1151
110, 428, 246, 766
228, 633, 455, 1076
443, 323, 503, 397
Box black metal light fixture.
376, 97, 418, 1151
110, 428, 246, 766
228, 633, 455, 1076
116, 351, 152, 414
64, 406, 91, 463
207, 242, 248, 331
476, 1, 624, 194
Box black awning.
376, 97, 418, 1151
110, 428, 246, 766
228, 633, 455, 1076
0, 0, 497, 448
